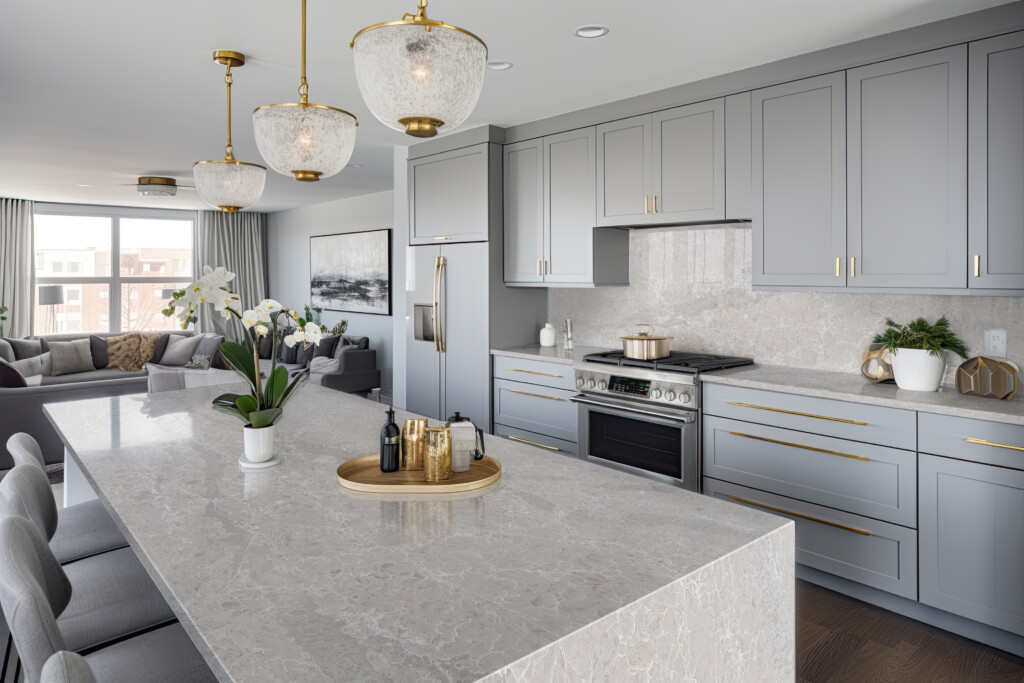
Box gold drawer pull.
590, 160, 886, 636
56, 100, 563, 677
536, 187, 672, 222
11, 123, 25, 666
433, 235, 453, 241
729, 432, 870, 462
729, 496, 871, 536
506, 434, 560, 451
974, 254, 981, 278
644, 195, 650, 214
508, 368, 564, 379
508, 389, 563, 402
966, 437, 1024, 452
850, 256, 856, 277
835, 256, 841, 277
726, 401, 867, 426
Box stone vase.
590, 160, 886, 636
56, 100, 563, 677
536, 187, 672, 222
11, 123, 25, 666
243, 425, 276, 463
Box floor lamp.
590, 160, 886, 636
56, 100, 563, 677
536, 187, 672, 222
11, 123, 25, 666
38, 285, 64, 334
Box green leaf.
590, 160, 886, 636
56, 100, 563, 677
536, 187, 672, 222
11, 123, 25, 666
265, 365, 289, 407
248, 408, 282, 428
218, 341, 258, 393
212, 403, 250, 425
235, 394, 258, 419
278, 369, 310, 409
212, 393, 243, 409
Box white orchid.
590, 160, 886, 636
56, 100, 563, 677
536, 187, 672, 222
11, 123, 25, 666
257, 299, 283, 319
283, 322, 323, 349
213, 290, 241, 320
241, 309, 261, 328
201, 265, 235, 289
254, 324, 269, 338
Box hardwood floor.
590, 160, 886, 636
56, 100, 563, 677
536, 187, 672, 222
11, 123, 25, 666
797, 580, 1024, 682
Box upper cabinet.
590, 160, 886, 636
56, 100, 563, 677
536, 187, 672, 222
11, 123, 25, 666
596, 100, 726, 227
409, 144, 497, 245
724, 92, 753, 221
752, 73, 846, 288
846, 46, 968, 289
968, 31, 1024, 289
503, 139, 545, 283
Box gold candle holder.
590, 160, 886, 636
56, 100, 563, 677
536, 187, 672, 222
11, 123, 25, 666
423, 427, 452, 482
401, 419, 427, 471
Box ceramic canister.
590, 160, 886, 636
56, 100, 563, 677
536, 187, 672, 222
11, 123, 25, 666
401, 419, 427, 470
423, 427, 452, 482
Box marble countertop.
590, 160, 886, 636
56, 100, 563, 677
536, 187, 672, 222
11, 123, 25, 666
44, 386, 789, 682
489, 344, 607, 365
702, 364, 1024, 425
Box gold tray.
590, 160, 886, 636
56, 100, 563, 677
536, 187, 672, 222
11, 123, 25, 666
336, 455, 501, 493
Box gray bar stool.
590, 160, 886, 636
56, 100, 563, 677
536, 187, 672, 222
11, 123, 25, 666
5, 434, 127, 563
0, 516, 214, 683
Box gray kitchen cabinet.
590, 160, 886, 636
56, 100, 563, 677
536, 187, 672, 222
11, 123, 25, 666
752, 73, 847, 288
651, 99, 725, 224
409, 143, 494, 245
494, 423, 579, 456
847, 46, 967, 289
919, 453, 1024, 637
969, 31, 1024, 290
725, 92, 752, 221
492, 378, 578, 443
596, 115, 652, 227
544, 128, 598, 283
503, 139, 544, 283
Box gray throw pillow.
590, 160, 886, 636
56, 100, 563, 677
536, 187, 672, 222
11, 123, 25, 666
278, 337, 299, 364
309, 357, 339, 374
90, 335, 109, 369
0, 359, 27, 388
49, 339, 94, 376
333, 343, 361, 360
3, 337, 47, 360
341, 336, 369, 350
9, 352, 51, 377
159, 333, 205, 367
194, 334, 224, 360
0, 339, 14, 363
313, 335, 340, 359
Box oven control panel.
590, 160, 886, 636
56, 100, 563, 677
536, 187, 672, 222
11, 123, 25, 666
574, 368, 697, 408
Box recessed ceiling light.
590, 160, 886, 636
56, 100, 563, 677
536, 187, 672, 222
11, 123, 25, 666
75, 183, 92, 187
574, 25, 609, 39
486, 60, 514, 71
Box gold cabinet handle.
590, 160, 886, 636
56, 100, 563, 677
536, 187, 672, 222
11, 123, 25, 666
537, 260, 543, 277
728, 496, 871, 536
835, 256, 841, 278
644, 195, 650, 214
652, 195, 658, 213
506, 434, 560, 451
974, 254, 980, 278
508, 368, 564, 378
437, 256, 447, 353
850, 256, 856, 277
729, 431, 870, 461
432, 256, 441, 352
965, 437, 1024, 452
726, 401, 867, 426
508, 389, 563, 401
433, 235, 453, 241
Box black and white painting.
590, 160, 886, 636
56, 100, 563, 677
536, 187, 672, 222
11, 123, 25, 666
310, 229, 391, 316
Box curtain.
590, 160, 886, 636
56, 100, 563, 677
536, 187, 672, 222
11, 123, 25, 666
194, 210, 269, 339
0, 198, 33, 339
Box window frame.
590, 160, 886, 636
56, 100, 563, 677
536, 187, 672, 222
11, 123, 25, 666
33, 203, 197, 335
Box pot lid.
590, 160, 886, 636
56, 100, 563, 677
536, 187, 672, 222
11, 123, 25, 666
619, 333, 673, 341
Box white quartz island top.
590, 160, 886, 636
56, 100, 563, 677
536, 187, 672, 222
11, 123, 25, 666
45, 386, 793, 682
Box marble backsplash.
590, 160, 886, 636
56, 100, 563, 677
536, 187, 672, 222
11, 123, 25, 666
547, 226, 1024, 382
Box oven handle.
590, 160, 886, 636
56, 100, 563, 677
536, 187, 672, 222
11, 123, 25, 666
570, 395, 695, 423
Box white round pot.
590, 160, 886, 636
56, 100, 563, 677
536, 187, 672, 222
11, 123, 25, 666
890, 348, 947, 392
243, 425, 276, 463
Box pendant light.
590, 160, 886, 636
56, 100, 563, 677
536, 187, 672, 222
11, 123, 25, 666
351, 0, 487, 138
253, 0, 358, 182
193, 51, 267, 212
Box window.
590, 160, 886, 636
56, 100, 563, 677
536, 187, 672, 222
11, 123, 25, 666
33, 207, 195, 335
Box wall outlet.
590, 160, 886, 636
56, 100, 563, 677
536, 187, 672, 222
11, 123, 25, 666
984, 329, 1007, 358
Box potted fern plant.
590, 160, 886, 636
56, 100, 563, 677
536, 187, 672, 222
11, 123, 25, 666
872, 317, 968, 392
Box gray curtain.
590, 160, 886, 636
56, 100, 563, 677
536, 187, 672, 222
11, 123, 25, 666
0, 198, 33, 339
194, 211, 269, 339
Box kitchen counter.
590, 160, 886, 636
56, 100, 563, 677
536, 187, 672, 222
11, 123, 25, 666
489, 344, 606, 365
703, 364, 1024, 425
45, 385, 794, 682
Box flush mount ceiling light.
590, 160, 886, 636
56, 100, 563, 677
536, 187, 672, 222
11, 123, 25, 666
351, 0, 487, 138
486, 60, 513, 71
574, 25, 610, 38
193, 51, 267, 212
253, 0, 358, 182
136, 177, 179, 197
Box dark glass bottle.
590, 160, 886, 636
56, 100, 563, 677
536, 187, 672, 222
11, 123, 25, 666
380, 408, 401, 472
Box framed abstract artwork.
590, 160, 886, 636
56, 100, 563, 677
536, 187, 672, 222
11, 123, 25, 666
310, 229, 391, 316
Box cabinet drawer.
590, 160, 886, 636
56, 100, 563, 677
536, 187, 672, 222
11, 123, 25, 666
919, 412, 1024, 470
492, 378, 578, 443
492, 355, 577, 392
703, 416, 916, 527
703, 383, 916, 450
494, 423, 578, 456
704, 478, 918, 600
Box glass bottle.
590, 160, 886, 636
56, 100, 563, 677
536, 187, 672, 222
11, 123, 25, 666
379, 408, 400, 472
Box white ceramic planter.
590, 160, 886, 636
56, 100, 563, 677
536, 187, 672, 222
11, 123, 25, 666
890, 348, 947, 392
243, 425, 275, 463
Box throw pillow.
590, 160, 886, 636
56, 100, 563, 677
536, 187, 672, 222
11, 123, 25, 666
3, 337, 47, 360
0, 359, 28, 388
159, 333, 204, 367
258, 335, 274, 359
309, 357, 339, 374
333, 342, 361, 360
278, 338, 299, 364
0, 339, 14, 363
89, 335, 109, 369
105, 333, 144, 372
138, 333, 163, 365
193, 334, 224, 361
294, 341, 317, 368
9, 352, 51, 377
49, 339, 95, 376
341, 335, 369, 350
313, 335, 340, 359
152, 333, 179, 363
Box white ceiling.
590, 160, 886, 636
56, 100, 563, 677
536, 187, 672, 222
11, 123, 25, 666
0, 0, 1011, 213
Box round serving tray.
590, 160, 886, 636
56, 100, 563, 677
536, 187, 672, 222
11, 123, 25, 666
336, 455, 501, 493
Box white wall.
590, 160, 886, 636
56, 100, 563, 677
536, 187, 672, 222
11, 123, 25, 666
267, 190, 396, 398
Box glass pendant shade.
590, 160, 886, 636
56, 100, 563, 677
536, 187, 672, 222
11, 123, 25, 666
252, 103, 357, 181
193, 161, 267, 212
352, 5, 487, 138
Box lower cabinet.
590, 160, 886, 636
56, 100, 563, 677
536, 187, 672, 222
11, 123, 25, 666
491, 355, 579, 456
494, 423, 578, 456
919, 453, 1024, 636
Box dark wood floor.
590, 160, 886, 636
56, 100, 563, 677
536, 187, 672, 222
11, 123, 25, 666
797, 580, 1024, 682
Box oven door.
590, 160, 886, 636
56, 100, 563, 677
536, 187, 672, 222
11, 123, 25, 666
572, 394, 699, 491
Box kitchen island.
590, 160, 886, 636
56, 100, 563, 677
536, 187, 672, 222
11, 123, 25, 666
45, 385, 794, 682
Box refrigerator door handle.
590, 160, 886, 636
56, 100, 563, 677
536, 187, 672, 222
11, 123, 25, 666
432, 256, 441, 352
437, 255, 447, 353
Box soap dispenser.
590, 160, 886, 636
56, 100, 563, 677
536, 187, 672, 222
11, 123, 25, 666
379, 408, 401, 472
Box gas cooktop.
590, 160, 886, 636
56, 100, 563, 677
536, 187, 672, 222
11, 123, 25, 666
582, 350, 754, 374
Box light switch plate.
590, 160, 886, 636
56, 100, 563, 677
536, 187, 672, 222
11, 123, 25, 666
984, 329, 1007, 358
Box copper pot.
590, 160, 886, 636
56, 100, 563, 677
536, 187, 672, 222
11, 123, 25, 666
618, 324, 673, 360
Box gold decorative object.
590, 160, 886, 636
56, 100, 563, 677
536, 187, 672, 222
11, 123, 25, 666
401, 418, 427, 470
423, 427, 452, 482
336, 455, 501, 493
955, 356, 1020, 400
861, 344, 895, 384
